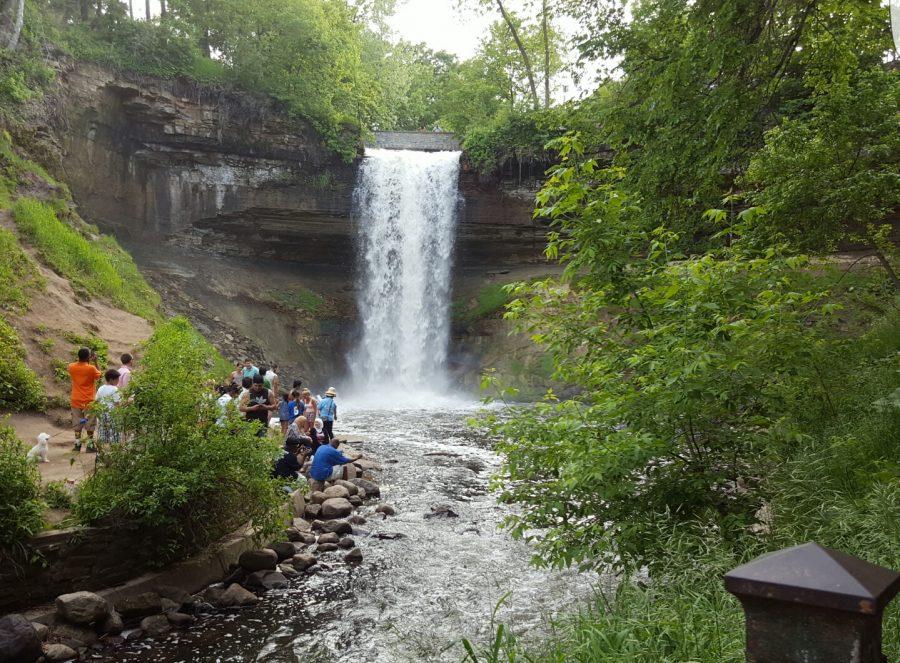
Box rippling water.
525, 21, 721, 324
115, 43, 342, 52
99, 407, 599, 662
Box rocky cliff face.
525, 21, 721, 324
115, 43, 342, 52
46, 62, 548, 386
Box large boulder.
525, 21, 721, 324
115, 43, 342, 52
156, 585, 193, 607
310, 491, 328, 505
348, 495, 363, 507
267, 542, 296, 561
55, 591, 109, 626
140, 614, 172, 637
316, 543, 339, 552
166, 612, 196, 628
335, 479, 359, 496
344, 548, 363, 564
43, 643, 78, 662
320, 519, 352, 535
304, 503, 322, 520
320, 497, 353, 519
375, 504, 396, 516
0, 615, 41, 663
323, 485, 350, 500
338, 537, 356, 549
316, 532, 339, 545
244, 570, 289, 591
116, 592, 163, 620
348, 515, 367, 525
49, 621, 97, 649
343, 463, 358, 480
291, 553, 317, 571
99, 609, 123, 636
29, 623, 48, 642
292, 517, 312, 532
217, 584, 259, 608
289, 489, 307, 517
351, 478, 380, 497
238, 549, 278, 572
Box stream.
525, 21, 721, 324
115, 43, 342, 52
97, 405, 600, 662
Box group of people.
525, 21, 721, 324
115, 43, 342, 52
67, 348, 134, 452
215, 360, 354, 485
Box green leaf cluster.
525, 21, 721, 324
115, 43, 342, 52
0, 424, 44, 552
75, 317, 284, 562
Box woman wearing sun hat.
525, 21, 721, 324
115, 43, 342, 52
318, 387, 338, 441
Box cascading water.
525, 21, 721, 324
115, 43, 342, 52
349, 148, 462, 404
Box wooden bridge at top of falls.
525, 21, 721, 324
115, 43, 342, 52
369, 131, 461, 152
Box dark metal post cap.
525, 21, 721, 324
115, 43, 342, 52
724, 542, 900, 614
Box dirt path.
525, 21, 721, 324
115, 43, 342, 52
7, 411, 96, 484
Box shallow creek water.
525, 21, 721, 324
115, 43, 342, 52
98, 406, 599, 662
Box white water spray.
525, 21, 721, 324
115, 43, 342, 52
348, 148, 462, 404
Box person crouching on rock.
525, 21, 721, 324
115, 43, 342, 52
308, 438, 361, 493
239, 374, 276, 436
273, 437, 304, 484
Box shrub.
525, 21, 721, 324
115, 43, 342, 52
75, 318, 283, 562
0, 317, 45, 411
0, 424, 45, 552
43, 480, 73, 510
11, 197, 161, 321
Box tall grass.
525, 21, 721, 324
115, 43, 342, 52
11, 197, 161, 321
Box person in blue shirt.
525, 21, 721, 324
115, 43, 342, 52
308, 437, 360, 492
318, 387, 338, 441
241, 359, 259, 381
278, 391, 297, 435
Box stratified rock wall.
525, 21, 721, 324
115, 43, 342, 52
46, 61, 547, 384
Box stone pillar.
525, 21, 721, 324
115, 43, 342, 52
724, 542, 900, 662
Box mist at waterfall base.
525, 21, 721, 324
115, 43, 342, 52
345, 148, 470, 409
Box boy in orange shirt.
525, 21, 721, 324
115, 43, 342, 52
68, 347, 102, 452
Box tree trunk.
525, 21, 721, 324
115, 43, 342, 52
200, 28, 211, 57
494, 0, 539, 110
159, 0, 166, 17
542, 0, 550, 107
145, 0, 151, 20
0, 0, 24, 49
128, 0, 133, 19
80, 0, 90, 21
96, 0, 102, 18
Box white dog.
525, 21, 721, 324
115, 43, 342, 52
26, 433, 50, 463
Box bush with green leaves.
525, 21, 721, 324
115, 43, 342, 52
0, 424, 45, 552
11, 197, 161, 321
0, 317, 45, 411
75, 317, 283, 562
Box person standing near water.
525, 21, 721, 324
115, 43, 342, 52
239, 375, 276, 436
318, 387, 337, 441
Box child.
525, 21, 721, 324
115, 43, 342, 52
291, 389, 305, 422
278, 391, 295, 435
95, 369, 122, 447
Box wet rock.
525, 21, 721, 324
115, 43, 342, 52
267, 542, 296, 561
348, 495, 363, 507
0, 614, 41, 663
291, 553, 317, 571
321, 497, 353, 519
350, 478, 380, 497
323, 485, 350, 500
30, 622, 48, 642
317, 532, 340, 545
115, 592, 163, 620
217, 584, 259, 608
160, 598, 180, 613
43, 643, 78, 662
320, 519, 352, 535
139, 615, 171, 637
166, 612, 195, 628
344, 548, 363, 564
338, 537, 356, 549
424, 505, 459, 519
464, 460, 486, 473
278, 563, 299, 578
200, 586, 225, 606
375, 504, 396, 516
291, 541, 307, 554
289, 489, 306, 517
343, 463, 358, 480
304, 503, 322, 519
55, 592, 109, 626
222, 566, 247, 587
285, 527, 303, 542
246, 570, 289, 590
291, 517, 312, 532
354, 458, 381, 471
373, 532, 406, 540
49, 622, 97, 649
238, 549, 278, 572
386, 459, 398, 463
316, 543, 339, 552
190, 602, 215, 615
99, 610, 123, 636
310, 491, 328, 505
122, 628, 143, 641
335, 479, 359, 496
357, 487, 368, 499
298, 532, 317, 545
362, 471, 376, 481
156, 585, 193, 607
311, 519, 326, 531
348, 515, 367, 525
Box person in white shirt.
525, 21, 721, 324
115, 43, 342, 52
95, 369, 123, 447
264, 365, 280, 396
216, 383, 240, 425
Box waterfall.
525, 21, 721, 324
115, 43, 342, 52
349, 148, 462, 403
